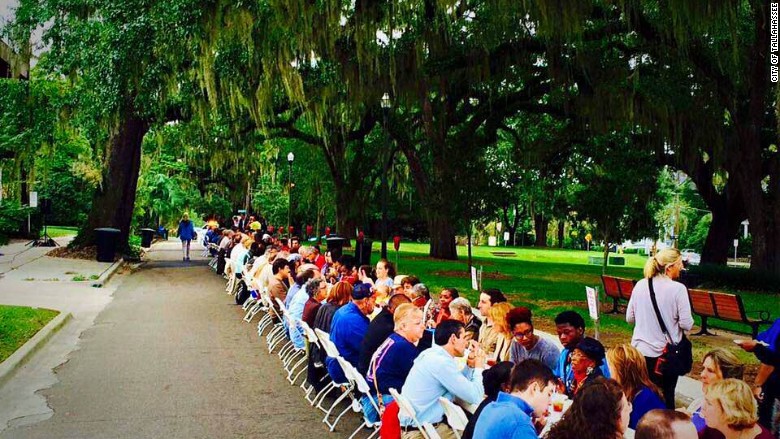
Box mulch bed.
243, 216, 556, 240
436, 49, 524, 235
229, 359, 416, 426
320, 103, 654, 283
47, 246, 101, 260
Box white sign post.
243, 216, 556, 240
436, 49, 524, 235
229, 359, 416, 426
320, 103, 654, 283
733, 239, 739, 263
586, 286, 600, 340
471, 266, 479, 291
29, 191, 38, 208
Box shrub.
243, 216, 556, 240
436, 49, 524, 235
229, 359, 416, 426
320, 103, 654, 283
0, 202, 37, 245
687, 263, 780, 294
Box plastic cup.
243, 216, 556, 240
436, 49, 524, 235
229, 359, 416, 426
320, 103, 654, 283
552, 394, 567, 412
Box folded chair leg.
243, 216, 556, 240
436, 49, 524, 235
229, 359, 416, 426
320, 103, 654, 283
314, 382, 338, 410
326, 392, 356, 432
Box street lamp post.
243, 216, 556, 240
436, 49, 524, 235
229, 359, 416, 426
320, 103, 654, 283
287, 152, 295, 234
380, 93, 392, 259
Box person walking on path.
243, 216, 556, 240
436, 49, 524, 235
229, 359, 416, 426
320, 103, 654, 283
176, 213, 197, 261
626, 248, 694, 409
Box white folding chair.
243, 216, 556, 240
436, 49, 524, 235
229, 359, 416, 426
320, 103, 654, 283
322, 356, 359, 432
389, 388, 439, 439
312, 329, 356, 427
244, 288, 270, 324
241, 287, 259, 311
438, 397, 468, 439
300, 321, 329, 402
344, 360, 382, 439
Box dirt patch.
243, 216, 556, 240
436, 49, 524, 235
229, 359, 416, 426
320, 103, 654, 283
47, 246, 101, 260
432, 270, 512, 280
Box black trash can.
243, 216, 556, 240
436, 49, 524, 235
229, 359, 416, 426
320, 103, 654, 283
140, 228, 155, 248
326, 235, 348, 261
354, 239, 373, 267
95, 228, 121, 262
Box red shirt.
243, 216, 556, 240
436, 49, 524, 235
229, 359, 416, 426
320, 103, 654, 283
314, 254, 326, 270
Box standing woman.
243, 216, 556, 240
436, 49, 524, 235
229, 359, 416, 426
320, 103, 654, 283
626, 248, 694, 409
177, 213, 197, 261
374, 258, 396, 288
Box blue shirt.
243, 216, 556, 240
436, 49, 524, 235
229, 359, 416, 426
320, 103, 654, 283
473, 392, 537, 439
554, 346, 611, 388
400, 345, 484, 426
367, 333, 419, 394
285, 283, 302, 308
629, 386, 665, 429
286, 287, 309, 349
326, 302, 370, 382
510, 337, 561, 371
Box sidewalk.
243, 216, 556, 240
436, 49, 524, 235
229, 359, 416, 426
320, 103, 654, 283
0, 237, 116, 282
0, 235, 122, 432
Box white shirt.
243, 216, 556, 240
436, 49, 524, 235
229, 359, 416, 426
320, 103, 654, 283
626, 275, 694, 357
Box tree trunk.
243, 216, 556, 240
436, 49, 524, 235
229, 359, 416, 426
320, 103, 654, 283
73, 113, 148, 250
557, 221, 565, 248
467, 219, 473, 271
534, 214, 548, 247
701, 195, 744, 265
428, 210, 458, 260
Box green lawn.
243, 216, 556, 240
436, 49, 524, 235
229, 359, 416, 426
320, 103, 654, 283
371, 242, 775, 367
0, 305, 60, 363
45, 226, 79, 238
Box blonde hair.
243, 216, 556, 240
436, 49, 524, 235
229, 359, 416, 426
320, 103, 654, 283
489, 302, 513, 335
644, 248, 682, 278
242, 238, 254, 249
703, 349, 744, 381
606, 344, 661, 401
704, 379, 758, 430
394, 304, 422, 331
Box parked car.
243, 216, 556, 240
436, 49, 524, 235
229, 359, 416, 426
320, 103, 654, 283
680, 249, 701, 266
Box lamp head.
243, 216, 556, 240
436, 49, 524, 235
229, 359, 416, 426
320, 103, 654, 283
381, 93, 391, 109
287, 152, 295, 163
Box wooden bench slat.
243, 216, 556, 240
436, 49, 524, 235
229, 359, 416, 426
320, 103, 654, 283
601, 276, 620, 299
688, 289, 716, 316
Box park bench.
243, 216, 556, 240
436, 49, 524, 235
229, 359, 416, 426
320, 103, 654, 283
588, 256, 605, 265
688, 289, 771, 338
601, 275, 636, 314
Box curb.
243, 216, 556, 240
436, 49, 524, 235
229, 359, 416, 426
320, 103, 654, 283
0, 311, 72, 389
91, 258, 124, 288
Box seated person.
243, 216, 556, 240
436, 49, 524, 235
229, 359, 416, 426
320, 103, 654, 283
477, 288, 508, 359
428, 287, 458, 328
399, 320, 485, 439
267, 258, 291, 304
699, 379, 774, 439
685, 348, 744, 433
462, 361, 513, 439
409, 283, 430, 309
606, 344, 666, 430
553, 310, 610, 385
362, 304, 426, 422
358, 293, 411, 376
325, 283, 375, 383
545, 377, 632, 439
474, 359, 557, 439
508, 306, 560, 371
564, 337, 606, 398
449, 297, 482, 340
635, 409, 698, 439
401, 275, 420, 299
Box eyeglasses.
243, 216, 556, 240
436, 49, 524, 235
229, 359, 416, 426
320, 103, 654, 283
513, 329, 534, 339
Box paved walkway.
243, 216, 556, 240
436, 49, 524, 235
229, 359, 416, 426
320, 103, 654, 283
1, 240, 361, 438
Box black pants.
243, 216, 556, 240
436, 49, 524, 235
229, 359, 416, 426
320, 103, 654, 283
758, 373, 778, 431
645, 356, 680, 409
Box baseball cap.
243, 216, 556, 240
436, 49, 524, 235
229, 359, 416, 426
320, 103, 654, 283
352, 282, 374, 300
